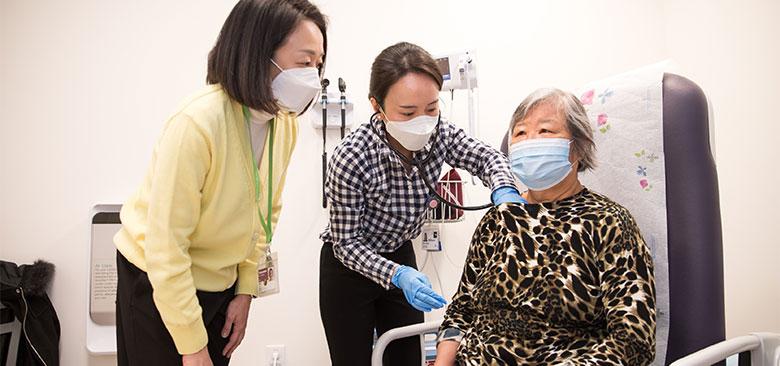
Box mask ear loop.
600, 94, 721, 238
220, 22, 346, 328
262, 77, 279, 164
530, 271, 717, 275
369, 96, 387, 130
270, 58, 284, 72
567, 139, 581, 172
376, 105, 392, 124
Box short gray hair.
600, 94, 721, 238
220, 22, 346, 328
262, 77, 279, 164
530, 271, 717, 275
508, 88, 596, 172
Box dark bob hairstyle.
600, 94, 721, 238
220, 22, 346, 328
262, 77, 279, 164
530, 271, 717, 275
207, 0, 327, 114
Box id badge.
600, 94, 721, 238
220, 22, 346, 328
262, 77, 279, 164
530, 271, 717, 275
257, 251, 280, 297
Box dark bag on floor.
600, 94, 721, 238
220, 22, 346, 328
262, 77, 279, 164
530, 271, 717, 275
0, 260, 60, 366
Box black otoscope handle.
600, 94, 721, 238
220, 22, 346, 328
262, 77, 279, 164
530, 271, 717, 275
322, 153, 328, 208
338, 77, 346, 139
340, 102, 346, 139
321, 79, 329, 208
321, 80, 329, 148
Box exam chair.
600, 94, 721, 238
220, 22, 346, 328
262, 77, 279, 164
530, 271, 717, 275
371, 73, 732, 366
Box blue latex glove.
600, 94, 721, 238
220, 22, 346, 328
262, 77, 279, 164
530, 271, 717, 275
491, 186, 527, 205
391, 266, 447, 312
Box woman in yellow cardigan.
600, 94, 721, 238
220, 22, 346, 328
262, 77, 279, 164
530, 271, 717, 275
113, 1, 326, 365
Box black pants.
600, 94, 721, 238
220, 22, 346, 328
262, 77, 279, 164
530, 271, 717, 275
319, 241, 424, 366
115, 251, 234, 366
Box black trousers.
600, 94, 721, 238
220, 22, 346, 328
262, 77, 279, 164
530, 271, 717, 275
319, 241, 424, 366
115, 251, 234, 366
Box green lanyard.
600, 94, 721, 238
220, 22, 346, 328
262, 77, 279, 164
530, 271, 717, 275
242, 106, 275, 244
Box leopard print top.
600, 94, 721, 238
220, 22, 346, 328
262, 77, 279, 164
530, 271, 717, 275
439, 188, 656, 365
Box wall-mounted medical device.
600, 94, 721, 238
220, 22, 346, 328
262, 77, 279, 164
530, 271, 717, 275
311, 92, 355, 130
435, 50, 479, 140
434, 50, 478, 91
314, 77, 355, 209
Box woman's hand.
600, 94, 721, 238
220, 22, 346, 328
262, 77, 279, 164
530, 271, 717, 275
221, 294, 252, 358
433, 340, 459, 366
182, 346, 213, 366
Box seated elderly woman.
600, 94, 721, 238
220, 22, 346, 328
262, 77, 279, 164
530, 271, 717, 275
434, 88, 656, 366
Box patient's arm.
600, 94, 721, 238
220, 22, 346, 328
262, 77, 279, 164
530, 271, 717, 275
433, 340, 459, 366
567, 211, 657, 366
436, 208, 501, 360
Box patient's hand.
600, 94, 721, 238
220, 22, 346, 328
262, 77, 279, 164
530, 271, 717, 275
433, 340, 459, 366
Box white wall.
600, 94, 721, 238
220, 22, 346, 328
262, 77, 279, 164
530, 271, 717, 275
1, 1, 777, 365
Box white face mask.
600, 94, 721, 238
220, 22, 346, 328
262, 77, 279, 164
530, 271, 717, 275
381, 108, 439, 151
271, 59, 321, 114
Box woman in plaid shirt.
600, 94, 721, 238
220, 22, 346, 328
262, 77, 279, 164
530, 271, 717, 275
318, 42, 524, 366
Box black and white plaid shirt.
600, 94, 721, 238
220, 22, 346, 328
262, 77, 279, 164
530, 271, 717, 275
319, 117, 515, 289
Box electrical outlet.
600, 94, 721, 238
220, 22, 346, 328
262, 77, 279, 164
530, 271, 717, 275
266, 345, 285, 366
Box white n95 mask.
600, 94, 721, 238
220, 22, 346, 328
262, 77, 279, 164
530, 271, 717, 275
382, 111, 439, 151
508, 138, 573, 190
271, 59, 321, 115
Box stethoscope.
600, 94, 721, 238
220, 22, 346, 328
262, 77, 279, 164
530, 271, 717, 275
369, 112, 492, 211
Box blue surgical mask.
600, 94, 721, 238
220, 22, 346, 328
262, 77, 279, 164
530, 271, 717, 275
508, 138, 573, 191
